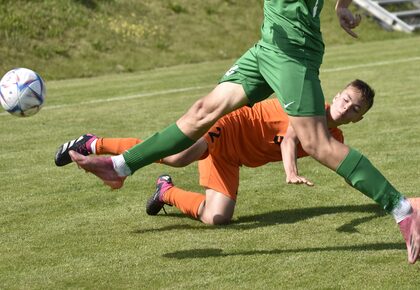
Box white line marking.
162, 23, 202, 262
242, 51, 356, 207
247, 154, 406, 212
1, 57, 419, 116
49, 85, 213, 109
0, 86, 213, 116
321, 57, 420, 73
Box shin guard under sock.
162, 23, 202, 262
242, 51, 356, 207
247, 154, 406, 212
123, 123, 195, 173
336, 148, 403, 213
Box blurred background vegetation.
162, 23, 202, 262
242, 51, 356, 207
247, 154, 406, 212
0, 0, 417, 80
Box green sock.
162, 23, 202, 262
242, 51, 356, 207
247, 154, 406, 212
336, 148, 402, 213
123, 123, 195, 173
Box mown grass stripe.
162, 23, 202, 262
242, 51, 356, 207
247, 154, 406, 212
1, 56, 418, 117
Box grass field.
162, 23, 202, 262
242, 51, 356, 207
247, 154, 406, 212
1, 36, 420, 289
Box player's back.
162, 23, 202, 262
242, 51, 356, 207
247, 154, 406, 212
215, 98, 289, 167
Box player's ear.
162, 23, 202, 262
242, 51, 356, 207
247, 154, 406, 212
333, 92, 340, 102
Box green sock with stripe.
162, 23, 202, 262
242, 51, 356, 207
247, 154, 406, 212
336, 148, 402, 213
123, 123, 195, 173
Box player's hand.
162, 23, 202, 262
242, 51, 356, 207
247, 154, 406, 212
336, 7, 361, 38
286, 174, 314, 187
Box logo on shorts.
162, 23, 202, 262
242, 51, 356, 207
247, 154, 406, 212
224, 65, 239, 77
284, 101, 295, 109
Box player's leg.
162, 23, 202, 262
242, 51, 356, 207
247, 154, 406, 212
69, 45, 274, 186
196, 151, 240, 225
288, 100, 419, 263
289, 116, 347, 169
163, 137, 209, 167
288, 108, 420, 263
159, 187, 236, 225
69, 82, 248, 183
59, 135, 207, 170
173, 114, 239, 225
175, 82, 248, 139
96, 136, 209, 167
121, 45, 274, 175
69, 136, 209, 188
146, 182, 236, 225
95, 138, 140, 155
145, 175, 235, 225
121, 81, 248, 174
198, 188, 236, 225
146, 135, 240, 225
258, 46, 420, 263
146, 174, 206, 216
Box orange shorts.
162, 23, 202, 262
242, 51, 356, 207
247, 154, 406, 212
198, 154, 240, 201
198, 119, 242, 201
198, 122, 343, 201
197, 100, 343, 201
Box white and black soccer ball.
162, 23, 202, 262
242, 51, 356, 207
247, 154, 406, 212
0, 68, 46, 117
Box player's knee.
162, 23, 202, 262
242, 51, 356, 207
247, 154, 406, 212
300, 138, 334, 162
201, 214, 232, 225
212, 214, 232, 225
191, 98, 223, 127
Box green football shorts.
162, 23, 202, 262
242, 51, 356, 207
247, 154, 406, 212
220, 44, 325, 116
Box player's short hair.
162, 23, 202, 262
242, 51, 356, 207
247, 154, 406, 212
346, 79, 375, 111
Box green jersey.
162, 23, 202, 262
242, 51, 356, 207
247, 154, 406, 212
259, 0, 324, 65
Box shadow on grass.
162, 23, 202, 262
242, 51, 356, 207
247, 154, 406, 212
132, 204, 386, 234
162, 242, 405, 259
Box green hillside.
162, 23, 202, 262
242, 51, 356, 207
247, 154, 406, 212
0, 0, 416, 80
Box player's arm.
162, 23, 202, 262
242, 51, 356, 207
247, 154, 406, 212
335, 0, 361, 38
280, 125, 314, 186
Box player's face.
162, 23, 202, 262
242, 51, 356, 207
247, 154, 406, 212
330, 86, 368, 125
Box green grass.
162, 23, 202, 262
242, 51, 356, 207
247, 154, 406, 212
1, 36, 420, 289
0, 0, 417, 80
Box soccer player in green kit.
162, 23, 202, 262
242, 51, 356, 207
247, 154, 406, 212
63, 0, 420, 263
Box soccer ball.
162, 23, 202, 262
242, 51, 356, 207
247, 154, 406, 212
0, 68, 46, 117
